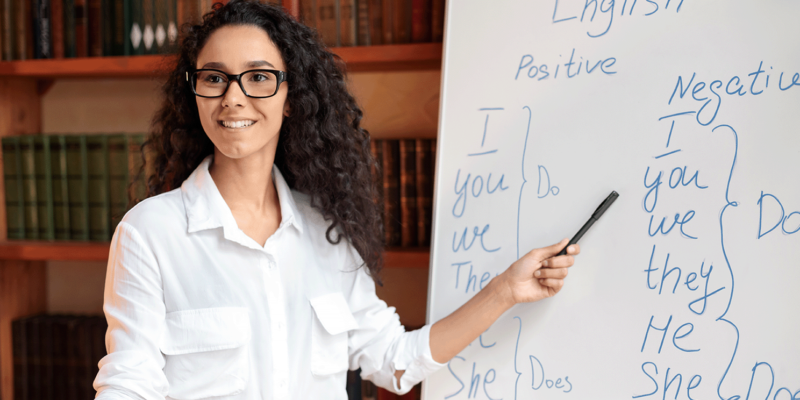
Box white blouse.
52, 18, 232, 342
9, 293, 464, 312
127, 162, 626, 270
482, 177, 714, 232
93, 156, 444, 400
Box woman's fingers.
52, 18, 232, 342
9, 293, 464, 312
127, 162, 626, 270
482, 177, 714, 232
534, 267, 569, 279
542, 254, 575, 269
537, 278, 565, 290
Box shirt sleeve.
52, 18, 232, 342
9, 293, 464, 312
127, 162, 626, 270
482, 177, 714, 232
93, 221, 170, 399
342, 246, 446, 395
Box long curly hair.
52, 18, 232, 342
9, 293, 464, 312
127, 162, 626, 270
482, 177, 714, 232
132, 0, 384, 281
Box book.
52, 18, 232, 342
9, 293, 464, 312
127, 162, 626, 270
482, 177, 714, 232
20, 136, 40, 240
431, 0, 444, 42
361, 379, 378, 400
64, 316, 80, 400
167, 0, 177, 49
142, 0, 155, 54
32, 0, 53, 58
393, 0, 411, 44
300, 0, 317, 31
51, 135, 71, 240
3, 137, 26, 240
1, 0, 13, 60
367, 0, 381, 45
51, 0, 65, 57
414, 139, 432, 246
66, 135, 90, 240
101, 0, 112, 55
40, 317, 55, 400
356, 0, 370, 45
381, 140, 400, 246
88, 0, 102, 56
317, 0, 338, 47
111, 0, 126, 55
129, 0, 143, 55
89, 316, 108, 389
410, 0, 430, 43
346, 369, 362, 400
108, 134, 129, 234
51, 316, 71, 399
34, 135, 56, 240
74, 0, 89, 57
339, 0, 356, 46
87, 135, 110, 241
398, 139, 417, 247
63, 0, 76, 57
12, 316, 29, 400
128, 133, 147, 204
380, 0, 392, 44
154, 0, 168, 53
13, 0, 31, 60
26, 316, 43, 400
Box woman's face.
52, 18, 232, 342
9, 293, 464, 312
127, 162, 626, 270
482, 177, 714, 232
195, 25, 289, 161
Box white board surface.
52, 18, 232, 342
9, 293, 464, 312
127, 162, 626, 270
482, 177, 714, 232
424, 1, 800, 399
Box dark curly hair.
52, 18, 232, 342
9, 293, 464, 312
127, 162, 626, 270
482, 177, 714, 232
132, 0, 384, 282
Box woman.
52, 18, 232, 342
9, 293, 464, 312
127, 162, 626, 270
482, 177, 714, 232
93, 1, 579, 398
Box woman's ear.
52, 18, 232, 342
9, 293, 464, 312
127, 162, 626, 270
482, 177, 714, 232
283, 101, 291, 118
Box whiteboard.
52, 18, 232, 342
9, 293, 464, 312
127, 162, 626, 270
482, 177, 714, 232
424, 1, 800, 399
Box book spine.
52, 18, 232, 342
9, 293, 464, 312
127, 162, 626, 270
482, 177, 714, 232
300, 0, 316, 31
111, 0, 124, 55
63, 0, 76, 57
154, 0, 168, 53
1, 0, 12, 60
89, 317, 108, 389
51, 317, 69, 399
356, 0, 369, 45
41, 317, 54, 400
64, 317, 78, 400
14, 0, 30, 60
108, 134, 128, 234
361, 379, 377, 400
27, 316, 41, 400
167, 0, 177, 49
20, 136, 39, 240
129, 0, 142, 55
142, 0, 154, 54
51, 135, 71, 240
380, 0, 391, 44
339, 0, 356, 46
410, 0, 430, 43
317, 0, 338, 47
74, 0, 88, 57
399, 139, 417, 247
88, 0, 101, 56
87, 135, 110, 241
128, 133, 147, 205
3, 137, 26, 240
12, 317, 28, 400
367, 0, 381, 45
33, 0, 53, 58
76, 316, 93, 399
393, 0, 410, 44
414, 138, 432, 246
51, 0, 64, 57
100, 0, 112, 55
34, 135, 56, 240
66, 135, 90, 240
381, 139, 400, 246
430, 0, 443, 42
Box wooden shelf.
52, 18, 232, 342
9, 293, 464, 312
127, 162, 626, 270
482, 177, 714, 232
0, 43, 442, 78
0, 241, 430, 268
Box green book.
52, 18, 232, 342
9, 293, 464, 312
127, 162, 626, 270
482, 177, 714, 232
64, 0, 77, 57
20, 136, 39, 240
121, 0, 131, 55
128, 133, 146, 204
50, 135, 71, 240
34, 135, 55, 240
87, 135, 110, 241
108, 134, 128, 234
66, 135, 89, 241
3, 137, 25, 239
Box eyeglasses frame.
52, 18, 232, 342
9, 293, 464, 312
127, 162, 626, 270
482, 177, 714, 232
186, 68, 288, 99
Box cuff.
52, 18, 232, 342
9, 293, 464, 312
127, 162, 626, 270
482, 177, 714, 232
391, 324, 448, 394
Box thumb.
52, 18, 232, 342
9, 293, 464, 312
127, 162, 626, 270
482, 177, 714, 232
529, 238, 570, 262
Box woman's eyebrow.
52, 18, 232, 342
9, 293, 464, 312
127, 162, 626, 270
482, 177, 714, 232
199, 60, 276, 69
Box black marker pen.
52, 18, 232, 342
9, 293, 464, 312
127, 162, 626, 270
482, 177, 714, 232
557, 191, 619, 256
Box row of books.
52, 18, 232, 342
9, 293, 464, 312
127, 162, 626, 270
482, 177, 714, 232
12, 314, 107, 400
299, 0, 445, 47
373, 138, 436, 247
2, 133, 146, 242
0, 0, 282, 60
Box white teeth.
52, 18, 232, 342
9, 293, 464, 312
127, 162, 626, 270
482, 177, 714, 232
221, 120, 255, 128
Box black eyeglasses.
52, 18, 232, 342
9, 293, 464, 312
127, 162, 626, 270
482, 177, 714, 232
187, 69, 287, 99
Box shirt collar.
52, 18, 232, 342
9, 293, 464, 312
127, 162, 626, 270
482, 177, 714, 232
181, 155, 304, 238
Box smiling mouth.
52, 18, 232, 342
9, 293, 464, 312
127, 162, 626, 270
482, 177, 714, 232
219, 120, 256, 129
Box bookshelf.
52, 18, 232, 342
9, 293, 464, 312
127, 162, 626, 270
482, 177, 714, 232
0, 1, 440, 399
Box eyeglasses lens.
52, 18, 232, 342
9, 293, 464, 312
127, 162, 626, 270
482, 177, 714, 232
193, 70, 279, 98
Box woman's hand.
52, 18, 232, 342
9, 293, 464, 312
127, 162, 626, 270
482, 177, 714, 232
499, 238, 581, 305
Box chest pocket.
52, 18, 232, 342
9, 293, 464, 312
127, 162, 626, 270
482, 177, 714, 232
309, 293, 358, 376
160, 307, 251, 399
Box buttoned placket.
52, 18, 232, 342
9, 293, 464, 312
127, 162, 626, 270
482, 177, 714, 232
261, 249, 290, 399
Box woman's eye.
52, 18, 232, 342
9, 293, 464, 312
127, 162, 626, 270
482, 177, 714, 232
251, 73, 272, 82
205, 74, 225, 83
